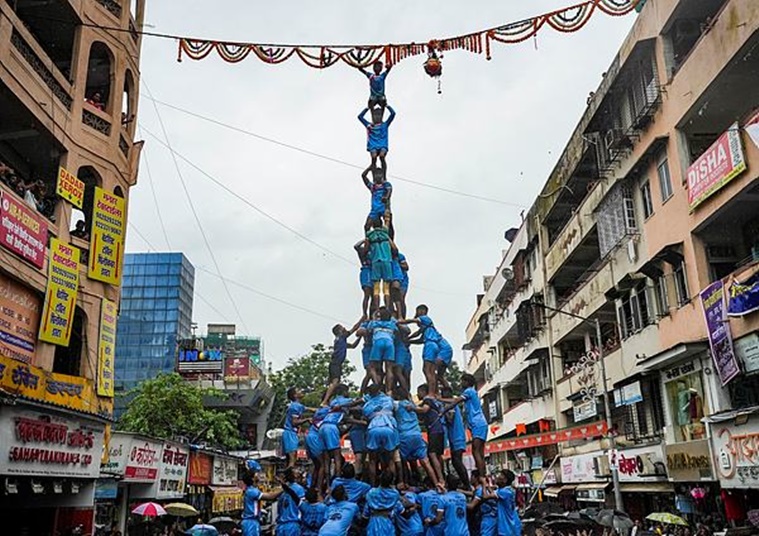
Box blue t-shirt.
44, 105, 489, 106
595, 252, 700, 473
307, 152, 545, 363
496, 487, 521, 536
445, 405, 467, 449
278, 482, 306, 524
359, 108, 396, 152
320, 500, 360, 536
330, 477, 371, 504
365, 71, 388, 97
366, 486, 400, 511
363, 392, 397, 430
421, 397, 444, 435
242, 486, 262, 520
301, 502, 327, 535
369, 181, 392, 207
418, 490, 445, 529
394, 491, 424, 535
311, 406, 330, 431
361, 321, 373, 349
475, 487, 497, 519
368, 318, 397, 343
323, 396, 353, 426
417, 315, 442, 343
441, 491, 470, 536
367, 228, 392, 263
333, 336, 348, 363
395, 400, 422, 437
285, 401, 305, 431
462, 387, 488, 429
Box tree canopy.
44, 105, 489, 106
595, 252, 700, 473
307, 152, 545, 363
267, 343, 357, 430
117, 372, 244, 450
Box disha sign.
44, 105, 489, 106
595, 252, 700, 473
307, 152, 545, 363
688, 124, 746, 210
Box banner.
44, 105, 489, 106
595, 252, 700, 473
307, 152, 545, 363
56, 166, 84, 209
88, 187, 125, 286
188, 452, 213, 485
727, 270, 759, 317
745, 110, 759, 150
39, 238, 80, 346
224, 356, 250, 383
688, 124, 746, 210
700, 280, 740, 385
97, 298, 117, 397
0, 192, 47, 269
0, 273, 41, 364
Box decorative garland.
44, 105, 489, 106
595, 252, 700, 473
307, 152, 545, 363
177, 0, 643, 68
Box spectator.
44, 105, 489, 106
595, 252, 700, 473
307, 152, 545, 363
86, 92, 105, 111
71, 220, 90, 240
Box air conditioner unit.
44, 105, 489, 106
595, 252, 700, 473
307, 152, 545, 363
594, 455, 611, 477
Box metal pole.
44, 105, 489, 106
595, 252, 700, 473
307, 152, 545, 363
596, 318, 624, 513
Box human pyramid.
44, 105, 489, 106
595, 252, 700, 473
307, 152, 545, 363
241, 62, 523, 536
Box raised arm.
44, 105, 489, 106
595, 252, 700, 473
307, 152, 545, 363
386, 105, 396, 125
361, 167, 372, 190
261, 488, 284, 502
358, 108, 371, 127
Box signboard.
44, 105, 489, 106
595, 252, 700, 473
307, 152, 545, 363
728, 270, 759, 317
743, 110, 759, 150
0, 406, 104, 478
734, 333, 759, 374
0, 273, 40, 364
88, 187, 125, 286
212, 487, 243, 513
614, 381, 643, 407
212, 456, 239, 486
178, 348, 223, 373
688, 124, 746, 210
0, 191, 47, 268
483, 421, 608, 455
188, 452, 213, 485
700, 280, 740, 385
39, 238, 80, 346
56, 166, 84, 209
156, 443, 189, 499
573, 399, 598, 422
101, 433, 130, 476
124, 439, 162, 482
712, 414, 759, 488
616, 444, 666, 482
97, 299, 117, 397
95, 479, 118, 499
561, 453, 599, 484
666, 440, 713, 481
0, 354, 96, 414
224, 357, 250, 383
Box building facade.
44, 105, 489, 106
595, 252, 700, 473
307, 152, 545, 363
466, 0, 759, 523
0, 0, 145, 533
114, 252, 195, 394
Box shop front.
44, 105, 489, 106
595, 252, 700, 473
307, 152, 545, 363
0, 403, 106, 535
614, 444, 673, 520
187, 451, 213, 518
211, 454, 243, 516
560, 452, 611, 508
665, 438, 719, 524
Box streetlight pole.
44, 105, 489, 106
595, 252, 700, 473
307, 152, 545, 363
537, 303, 624, 513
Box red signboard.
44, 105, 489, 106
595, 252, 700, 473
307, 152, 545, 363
687, 124, 746, 210
188, 452, 213, 485
0, 192, 48, 268
124, 439, 161, 482
224, 357, 251, 383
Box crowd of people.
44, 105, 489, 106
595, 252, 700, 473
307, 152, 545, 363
0, 160, 58, 220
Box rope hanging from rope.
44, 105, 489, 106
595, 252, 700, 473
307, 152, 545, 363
176, 0, 644, 68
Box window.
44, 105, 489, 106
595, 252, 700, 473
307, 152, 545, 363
640, 181, 654, 219
674, 261, 690, 306
664, 365, 707, 442
624, 197, 637, 231
654, 275, 669, 316
657, 152, 673, 201
616, 285, 654, 339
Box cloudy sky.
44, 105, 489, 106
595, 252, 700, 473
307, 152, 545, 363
128, 0, 636, 379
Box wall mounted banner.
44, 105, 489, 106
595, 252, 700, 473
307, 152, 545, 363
39, 238, 80, 346
0, 192, 47, 269
700, 280, 740, 385
56, 167, 84, 209
727, 270, 759, 317
0, 273, 41, 364
88, 187, 125, 286
688, 124, 746, 210
97, 298, 117, 397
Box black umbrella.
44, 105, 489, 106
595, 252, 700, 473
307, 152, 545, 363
208, 517, 237, 533
596, 509, 634, 532
524, 502, 565, 518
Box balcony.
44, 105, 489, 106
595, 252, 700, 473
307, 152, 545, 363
489, 396, 554, 441
556, 346, 622, 412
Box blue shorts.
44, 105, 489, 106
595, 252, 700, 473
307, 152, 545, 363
242, 519, 260, 536
422, 341, 440, 362
400, 274, 409, 293
399, 433, 428, 461
305, 429, 324, 459
437, 339, 453, 364
481, 516, 498, 536
395, 341, 411, 371
349, 426, 367, 453
447, 429, 467, 452
360, 266, 372, 289
282, 429, 299, 454
469, 421, 489, 441
362, 346, 372, 368
371, 261, 393, 282
369, 201, 387, 221
276, 522, 301, 536
319, 423, 342, 451
367, 426, 399, 452
370, 338, 394, 362
391, 260, 403, 282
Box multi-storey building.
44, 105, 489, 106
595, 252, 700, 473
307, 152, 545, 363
467, 0, 759, 522
0, 0, 145, 533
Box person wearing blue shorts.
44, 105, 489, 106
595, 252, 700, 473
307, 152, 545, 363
359, 60, 392, 111
330, 463, 371, 505
470, 470, 498, 536
441, 386, 470, 490
361, 166, 393, 235
393, 386, 440, 488
283, 387, 309, 468
398, 252, 409, 309
364, 470, 401, 536
390, 249, 405, 318
403, 304, 452, 397
366, 306, 398, 390
358, 317, 374, 394
362, 383, 399, 485
346, 411, 368, 479
358, 103, 396, 176
241, 471, 283, 536
355, 240, 373, 318
307, 406, 330, 491
441, 373, 489, 484
363, 219, 398, 313
319, 485, 360, 536
323, 320, 362, 405
275, 467, 306, 536
321, 384, 354, 480
394, 324, 412, 393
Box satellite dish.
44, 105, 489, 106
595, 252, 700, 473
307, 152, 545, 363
502, 268, 515, 281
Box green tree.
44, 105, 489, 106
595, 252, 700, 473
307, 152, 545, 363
447, 359, 464, 393
267, 343, 357, 430
117, 373, 244, 450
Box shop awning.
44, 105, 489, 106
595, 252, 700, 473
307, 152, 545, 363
575, 482, 610, 491
620, 482, 674, 493
544, 486, 563, 497
702, 405, 759, 423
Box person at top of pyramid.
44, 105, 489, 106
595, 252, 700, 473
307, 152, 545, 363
359, 60, 392, 111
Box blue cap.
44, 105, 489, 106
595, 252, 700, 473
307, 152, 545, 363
246, 459, 262, 473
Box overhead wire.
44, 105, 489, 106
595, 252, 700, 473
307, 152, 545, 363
138, 134, 172, 250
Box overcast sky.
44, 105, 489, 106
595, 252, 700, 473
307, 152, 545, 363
127, 0, 636, 381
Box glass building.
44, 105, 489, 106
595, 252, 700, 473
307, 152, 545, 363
114, 252, 195, 394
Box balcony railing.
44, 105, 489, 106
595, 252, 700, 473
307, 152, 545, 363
96, 0, 122, 18
82, 108, 113, 136
9, 30, 73, 110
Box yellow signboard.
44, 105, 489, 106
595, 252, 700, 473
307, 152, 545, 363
88, 187, 126, 286
0, 354, 98, 414
97, 298, 117, 397
39, 238, 80, 346
56, 166, 85, 209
